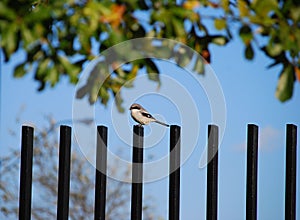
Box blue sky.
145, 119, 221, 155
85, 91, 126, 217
1, 33, 300, 220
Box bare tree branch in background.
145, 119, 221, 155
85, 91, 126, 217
0, 117, 159, 220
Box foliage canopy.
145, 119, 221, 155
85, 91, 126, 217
1, 0, 300, 110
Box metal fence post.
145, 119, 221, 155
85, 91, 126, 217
19, 126, 34, 220
285, 124, 297, 220
131, 125, 144, 220
206, 124, 219, 220
94, 126, 108, 220
246, 124, 258, 220
169, 125, 181, 220
57, 125, 72, 220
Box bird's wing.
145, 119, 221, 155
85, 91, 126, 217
141, 111, 155, 119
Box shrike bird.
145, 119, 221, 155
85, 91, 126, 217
129, 103, 169, 127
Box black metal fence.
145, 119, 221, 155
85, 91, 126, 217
17, 124, 297, 220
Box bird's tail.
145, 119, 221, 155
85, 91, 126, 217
154, 120, 170, 127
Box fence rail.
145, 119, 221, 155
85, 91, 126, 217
16, 124, 297, 220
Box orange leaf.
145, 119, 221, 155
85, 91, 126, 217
295, 66, 300, 82
209, 2, 219, 8
201, 49, 211, 63
100, 4, 126, 28
183, 1, 200, 10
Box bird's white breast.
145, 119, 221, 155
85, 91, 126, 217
131, 109, 154, 125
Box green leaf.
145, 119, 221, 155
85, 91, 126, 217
275, 65, 294, 102
0, 2, 16, 20
2, 22, 18, 56
114, 92, 124, 113
176, 52, 192, 67
58, 55, 80, 83
171, 18, 185, 38
21, 24, 36, 46
266, 42, 283, 57
89, 83, 100, 104
193, 57, 205, 75
173, 45, 194, 67
76, 85, 89, 99
99, 86, 110, 105
245, 43, 254, 60
46, 67, 59, 87
239, 25, 252, 45
13, 63, 26, 78
173, 5, 196, 19
24, 5, 52, 22
251, 0, 277, 18
36, 59, 51, 79
290, 7, 300, 21
145, 59, 160, 83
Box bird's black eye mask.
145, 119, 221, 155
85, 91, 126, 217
130, 106, 141, 110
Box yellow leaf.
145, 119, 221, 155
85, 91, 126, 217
221, 0, 230, 12
214, 19, 226, 30
238, 0, 249, 17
